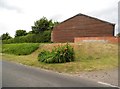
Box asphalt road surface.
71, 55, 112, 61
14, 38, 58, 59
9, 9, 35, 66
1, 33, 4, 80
2, 60, 118, 87
0, 60, 2, 89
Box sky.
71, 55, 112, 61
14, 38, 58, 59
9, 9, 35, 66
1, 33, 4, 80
0, 0, 119, 37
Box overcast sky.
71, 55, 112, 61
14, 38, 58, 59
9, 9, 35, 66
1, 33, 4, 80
0, 0, 119, 37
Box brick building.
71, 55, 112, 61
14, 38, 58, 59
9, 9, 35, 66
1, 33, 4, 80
51, 13, 115, 43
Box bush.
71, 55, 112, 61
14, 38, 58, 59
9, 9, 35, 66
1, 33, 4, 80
38, 43, 74, 63
2, 43, 39, 55
2, 38, 14, 44
15, 29, 27, 37
2, 31, 51, 44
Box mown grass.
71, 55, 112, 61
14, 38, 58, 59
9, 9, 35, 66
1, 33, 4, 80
2, 43, 39, 55
2, 43, 118, 74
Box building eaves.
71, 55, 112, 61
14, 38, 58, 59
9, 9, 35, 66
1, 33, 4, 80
56, 13, 115, 27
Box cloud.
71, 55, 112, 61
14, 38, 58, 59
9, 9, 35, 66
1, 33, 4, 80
87, 5, 118, 35
0, 0, 22, 13
0, 0, 119, 36
49, 14, 64, 22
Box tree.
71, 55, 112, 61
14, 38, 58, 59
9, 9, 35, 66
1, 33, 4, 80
31, 17, 59, 34
15, 30, 27, 37
28, 31, 33, 34
0, 33, 12, 40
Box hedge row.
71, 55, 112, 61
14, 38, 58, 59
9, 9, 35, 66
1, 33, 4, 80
2, 31, 51, 44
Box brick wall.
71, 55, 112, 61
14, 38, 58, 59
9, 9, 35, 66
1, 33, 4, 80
74, 37, 118, 43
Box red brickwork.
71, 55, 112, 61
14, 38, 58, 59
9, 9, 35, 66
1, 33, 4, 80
52, 14, 115, 43
74, 37, 118, 43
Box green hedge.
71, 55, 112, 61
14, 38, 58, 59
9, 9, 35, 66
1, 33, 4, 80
2, 30, 51, 44
38, 43, 74, 63
2, 43, 39, 55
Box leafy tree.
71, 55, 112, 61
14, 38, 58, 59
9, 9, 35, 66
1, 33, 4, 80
2, 17, 59, 43
31, 17, 59, 34
0, 33, 12, 40
15, 30, 27, 37
28, 31, 33, 34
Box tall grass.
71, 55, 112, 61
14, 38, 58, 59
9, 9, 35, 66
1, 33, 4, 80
2, 43, 39, 55
74, 43, 118, 62
2, 43, 118, 73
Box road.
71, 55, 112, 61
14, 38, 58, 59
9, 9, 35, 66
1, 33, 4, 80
2, 60, 118, 87
0, 60, 2, 89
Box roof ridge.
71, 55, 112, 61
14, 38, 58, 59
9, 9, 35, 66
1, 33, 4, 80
79, 13, 115, 25
55, 13, 115, 28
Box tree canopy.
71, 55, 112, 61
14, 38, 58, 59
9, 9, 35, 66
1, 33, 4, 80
2, 16, 59, 43
15, 30, 27, 37
31, 17, 59, 33
0, 33, 12, 40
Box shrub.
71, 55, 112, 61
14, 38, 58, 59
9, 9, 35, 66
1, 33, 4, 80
38, 43, 74, 63
2, 43, 39, 55
2, 38, 14, 44
15, 29, 27, 37
2, 31, 51, 44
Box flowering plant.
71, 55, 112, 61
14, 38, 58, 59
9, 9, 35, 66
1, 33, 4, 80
38, 43, 74, 63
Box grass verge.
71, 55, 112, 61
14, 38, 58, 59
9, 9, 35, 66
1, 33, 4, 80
2, 43, 39, 55
2, 43, 118, 74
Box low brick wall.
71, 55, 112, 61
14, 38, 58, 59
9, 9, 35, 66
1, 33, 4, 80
74, 37, 118, 43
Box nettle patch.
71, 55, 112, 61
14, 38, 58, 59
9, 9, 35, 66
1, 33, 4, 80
38, 43, 74, 63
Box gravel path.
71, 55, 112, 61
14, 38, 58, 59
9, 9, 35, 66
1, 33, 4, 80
77, 68, 118, 86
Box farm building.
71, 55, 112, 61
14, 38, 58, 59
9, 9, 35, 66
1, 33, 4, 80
51, 13, 116, 43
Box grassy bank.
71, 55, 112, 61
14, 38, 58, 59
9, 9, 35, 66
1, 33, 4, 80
2, 43, 39, 55
2, 43, 118, 74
